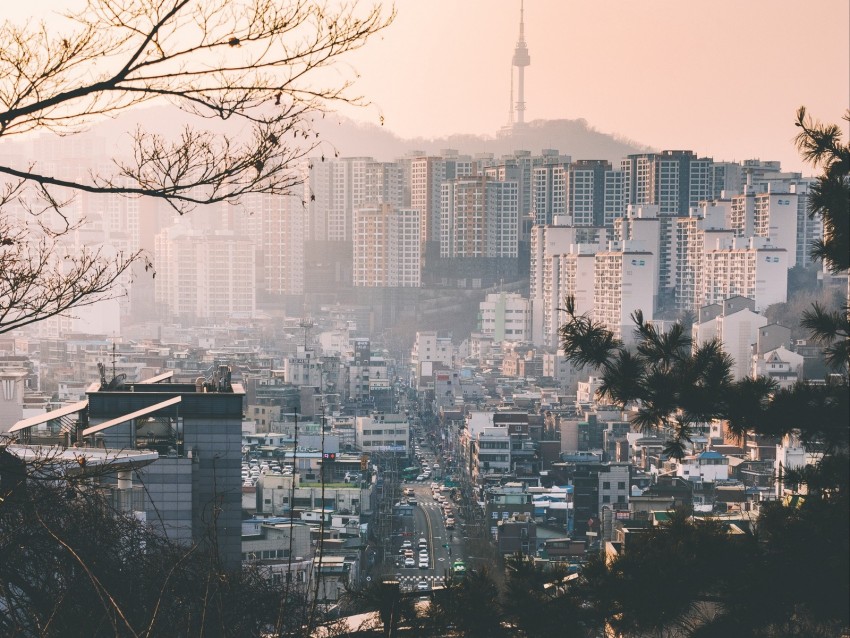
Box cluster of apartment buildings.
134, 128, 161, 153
4, 136, 825, 337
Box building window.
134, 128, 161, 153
602, 481, 610, 489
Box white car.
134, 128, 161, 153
416, 580, 429, 591
419, 557, 429, 569
404, 557, 415, 568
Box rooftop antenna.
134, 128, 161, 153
299, 317, 315, 351
111, 338, 117, 381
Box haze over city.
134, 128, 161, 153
0, 0, 848, 636
7, 0, 849, 172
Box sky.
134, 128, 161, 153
7, 0, 850, 173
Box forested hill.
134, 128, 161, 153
311, 114, 653, 162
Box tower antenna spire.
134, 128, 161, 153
511, 0, 531, 128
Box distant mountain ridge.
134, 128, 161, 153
312, 115, 654, 162
0, 105, 653, 164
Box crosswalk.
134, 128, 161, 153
395, 574, 446, 586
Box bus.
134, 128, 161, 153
401, 467, 419, 481
450, 560, 467, 578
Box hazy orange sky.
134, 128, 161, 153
8, 0, 850, 173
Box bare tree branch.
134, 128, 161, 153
0, 0, 393, 335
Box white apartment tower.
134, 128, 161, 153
309, 156, 374, 243
154, 226, 255, 321
531, 162, 569, 226
730, 190, 799, 267
547, 246, 597, 348
674, 202, 734, 312
621, 151, 715, 299
256, 192, 307, 296
530, 224, 606, 346
614, 205, 662, 313
593, 241, 656, 343
703, 237, 788, 311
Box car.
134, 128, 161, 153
419, 558, 429, 569
416, 580, 430, 591
415, 474, 425, 481
401, 540, 412, 549
404, 557, 415, 568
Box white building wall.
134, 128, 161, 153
717, 308, 768, 380
479, 292, 531, 342
754, 192, 798, 267
594, 243, 656, 343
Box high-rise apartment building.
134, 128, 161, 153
255, 192, 307, 296
531, 162, 568, 226
308, 156, 374, 243
614, 205, 662, 313
703, 237, 788, 311
530, 223, 606, 346
594, 241, 656, 343
674, 203, 734, 312
549, 245, 597, 347
729, 190, 799, 267
565, 160, 610, 227
352, 204, 421, 288
154, 226, 255, 321
440, 176, 519, 259
621, 151, 715, 302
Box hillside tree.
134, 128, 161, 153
557, 108, 849, 636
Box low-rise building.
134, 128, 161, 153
497, 515, 537, 556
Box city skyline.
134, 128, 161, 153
7, 0, 849, 174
